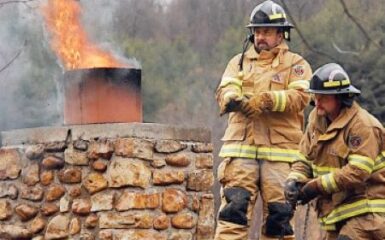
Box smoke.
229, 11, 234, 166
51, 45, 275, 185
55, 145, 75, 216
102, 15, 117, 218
0, 0, 140, 135
76, 0, 141, 69
0, 0, 59, 132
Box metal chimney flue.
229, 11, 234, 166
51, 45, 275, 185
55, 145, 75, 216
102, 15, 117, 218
60, 67, 142, 125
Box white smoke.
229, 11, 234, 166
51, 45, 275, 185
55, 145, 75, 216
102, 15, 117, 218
0, 0, 142, 134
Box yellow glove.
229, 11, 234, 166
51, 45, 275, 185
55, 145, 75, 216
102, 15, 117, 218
248, 92, 274, 112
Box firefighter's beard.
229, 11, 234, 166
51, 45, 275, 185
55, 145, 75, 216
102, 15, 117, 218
256, 41, 270, 53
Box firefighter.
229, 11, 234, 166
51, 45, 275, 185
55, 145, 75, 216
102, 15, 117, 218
214, 0, 312, 239
285, 63, 385, 240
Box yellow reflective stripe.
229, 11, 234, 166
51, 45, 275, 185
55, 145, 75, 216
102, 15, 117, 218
295, 160, 313, 171
296, 152, 308, 162
220, 77, 242, 88
269, 13, 286, 20
219, 145, 302, 162
341, 79, 350, 85
294, 153, 311, 166
348, 154, 374, 174
321, 173, 339, 193
288, 171, 308, 181
297, 152, 306, 160
374, 152, 385, 172
222, 85, 242, 95
312, 164, 338, 177
319, 221, 336, 231
272, 91, 280, 111
257, 147, 300, 162
321, 199, 385, 225
223, 90, 241, 101
219, 144, 257, 159
272, 91, 286, 112
323, 79, 350, 88
288, 80, 309, 90
280, 91, 287, 112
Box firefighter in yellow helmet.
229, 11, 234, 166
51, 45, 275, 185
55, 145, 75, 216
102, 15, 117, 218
285, 63, 385, 240
214, 1, 312, 239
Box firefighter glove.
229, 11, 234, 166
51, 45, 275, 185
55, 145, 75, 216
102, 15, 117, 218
298, 179, 321, 205
284, 179, 302, 207
248, 92, 274, 113
239, 98, 262, 118
220, 90, 243, 115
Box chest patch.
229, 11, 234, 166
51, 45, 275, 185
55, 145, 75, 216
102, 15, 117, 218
293, 64, 305, 77
348, 136, 362, 148
272, 73, 284, 84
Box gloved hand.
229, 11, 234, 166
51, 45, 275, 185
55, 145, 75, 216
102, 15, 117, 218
298, 179, 321, 205
220, 90, 243, 115
239, 97, 262, 118
284, 179, 302, 207
248, 92, 274, 112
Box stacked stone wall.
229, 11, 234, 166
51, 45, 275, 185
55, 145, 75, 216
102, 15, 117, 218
0, 123, 214, 240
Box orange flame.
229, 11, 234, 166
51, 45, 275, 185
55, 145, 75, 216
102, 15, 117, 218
42, 0, 126, 70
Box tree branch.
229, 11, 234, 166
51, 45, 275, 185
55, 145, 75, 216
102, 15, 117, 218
279, 1, 339, 62
0, 0, 35, 7
0, 41, 26, 73
339, 0, 382, 49
332, 41, 360, 56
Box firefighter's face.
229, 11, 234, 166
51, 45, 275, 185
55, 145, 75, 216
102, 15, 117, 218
253, 27, 283, 53
313, 94, 342, 121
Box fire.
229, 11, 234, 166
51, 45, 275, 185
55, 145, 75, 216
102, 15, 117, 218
42, 0, 126, 70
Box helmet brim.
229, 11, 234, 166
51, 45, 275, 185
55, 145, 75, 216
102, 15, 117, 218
246, 23, 294, 29
306, 85, 361, 95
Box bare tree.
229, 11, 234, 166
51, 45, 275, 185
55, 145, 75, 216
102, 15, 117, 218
279, 0, 338, 62
0, 0, 34, 7
338, 0, 383, 50
0, 0, 34, 73
0, 41, 26, 74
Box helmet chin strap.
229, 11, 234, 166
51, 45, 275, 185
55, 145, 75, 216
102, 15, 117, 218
238, 34, 254, 72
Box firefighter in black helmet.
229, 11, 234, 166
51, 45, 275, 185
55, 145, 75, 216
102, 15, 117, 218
307, 63, 361, 108
246, 0, 293, 41
285, 63, 385, 240
215, 0, 312, 239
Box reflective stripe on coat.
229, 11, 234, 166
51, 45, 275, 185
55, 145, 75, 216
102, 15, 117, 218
216, 42, 312, 162
289, 102, 385, 230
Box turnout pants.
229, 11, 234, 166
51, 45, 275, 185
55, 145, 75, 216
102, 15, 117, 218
326, 213, 385, 240
214, 158, 295, 240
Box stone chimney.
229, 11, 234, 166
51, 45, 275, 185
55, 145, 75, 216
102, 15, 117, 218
0, 123, 214, 239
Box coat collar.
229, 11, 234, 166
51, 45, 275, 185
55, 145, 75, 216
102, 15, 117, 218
314, 102, 360, 135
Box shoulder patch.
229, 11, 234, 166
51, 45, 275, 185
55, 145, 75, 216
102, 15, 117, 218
348, 135, 362, 148
292, 64, 305, 77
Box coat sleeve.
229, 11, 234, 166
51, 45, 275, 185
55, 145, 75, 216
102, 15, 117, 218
316, 125, 382, 194
215, 55, 242, 112
287, 119, 314, 182
257, 56, 312, 113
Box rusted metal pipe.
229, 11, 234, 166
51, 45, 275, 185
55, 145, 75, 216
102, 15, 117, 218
60, 67, 142, 125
